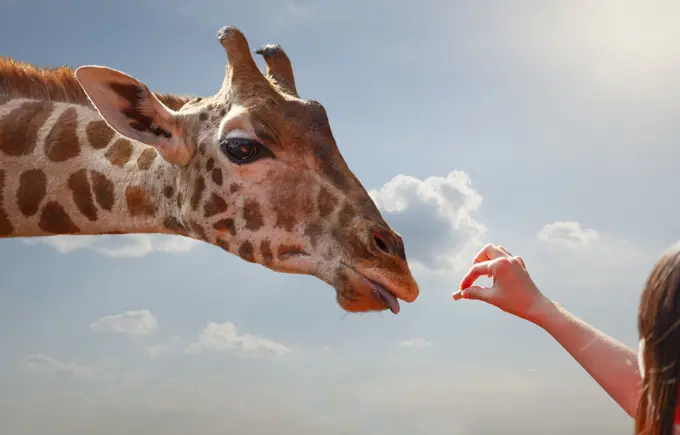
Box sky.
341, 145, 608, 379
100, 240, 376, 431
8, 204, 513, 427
1, 0, 680, 434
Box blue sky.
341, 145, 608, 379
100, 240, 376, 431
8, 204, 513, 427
2, 1, 679, 434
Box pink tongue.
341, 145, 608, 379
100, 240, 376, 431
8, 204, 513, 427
374, 283, 400, 314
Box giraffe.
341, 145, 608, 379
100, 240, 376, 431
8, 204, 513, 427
0, 25, 419, 315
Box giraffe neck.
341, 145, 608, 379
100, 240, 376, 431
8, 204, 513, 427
0, 97, 184, 239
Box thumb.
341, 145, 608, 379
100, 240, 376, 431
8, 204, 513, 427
454, 285, 495, 303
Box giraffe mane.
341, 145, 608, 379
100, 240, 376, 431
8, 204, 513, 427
0, 56, 193, 111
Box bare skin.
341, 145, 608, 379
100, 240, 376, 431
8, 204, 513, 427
453, 243, 642, 418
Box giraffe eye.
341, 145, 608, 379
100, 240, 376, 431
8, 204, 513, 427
220, 138, 260, 163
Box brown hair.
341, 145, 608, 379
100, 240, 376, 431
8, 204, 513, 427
0, 56, 192, 111
636, 243, 680, 435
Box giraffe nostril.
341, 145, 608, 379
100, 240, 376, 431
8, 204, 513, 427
370, 227, 407, 261
371, 229, 393, 256
374, 234, 389, 253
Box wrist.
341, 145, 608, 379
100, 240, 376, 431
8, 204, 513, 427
525, 295, 562, 329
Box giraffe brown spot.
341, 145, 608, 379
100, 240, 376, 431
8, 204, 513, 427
304, 221, 324, 248
220, 108, 227, 117
44, 107, 80, 162
90, 170, 115, 211
300, 191, 316, 219
206, 158, 214, 171
125, 186, 156, 217
337, 203, 354, 228
277, 244, 308, 261
38, 201, 80, 234
216, 238, 230, 252
0, 101, 53, 156
346, 233, 372, 260
188, 220, 208, 240
333, 228, 372, 264
275, 207, 296, 232
321, 162, 353, 193
162, 216, 186, 234
243, 198, 264, 231
203, 193, 227, 218
317, 187, 337, 218
0, 170, 13, 236
199, 145, 206, 155
230, 183, 241, 194
67, 169, 98, 221
213, 218, 236, 236
330, 204, 364, 261
17, 169, 47, 217
86, 120, 115, 149
238, 241, 255, 263
105, 138, 133, 167
137, 148, 157, 170
211, 168, 223, 186
199, 112, 208, 122
163, 185, 174, 199
190, 176, 206, 211
260, 240, 273, 264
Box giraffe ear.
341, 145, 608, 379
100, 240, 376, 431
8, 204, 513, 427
75, 65, 193, 166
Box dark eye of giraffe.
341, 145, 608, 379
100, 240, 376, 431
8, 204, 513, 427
220, 137, 273, 164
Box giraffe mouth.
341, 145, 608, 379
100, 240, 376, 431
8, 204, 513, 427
366, 278, 401, 315
337, 264, 402, 314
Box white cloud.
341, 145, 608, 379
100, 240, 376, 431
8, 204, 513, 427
24, 234, 200, 257
398, 338, 433, 347
148, 344, 170, 359
535, 220, 650, 269
537, 221, 599, 248
370, 171, 487, 274
90, 310, 158, 336
186, 321, 291, 358
531, 220, 656, 298
23, 354, 93, 379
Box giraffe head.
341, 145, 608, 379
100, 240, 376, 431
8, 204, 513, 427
75, 26, 419, 314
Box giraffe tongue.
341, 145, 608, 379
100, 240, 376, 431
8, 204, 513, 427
373, 282, 400, 315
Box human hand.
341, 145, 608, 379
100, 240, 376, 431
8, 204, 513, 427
452, 243, 552, 324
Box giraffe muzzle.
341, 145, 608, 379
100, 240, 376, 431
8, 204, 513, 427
366, 277, 400, 314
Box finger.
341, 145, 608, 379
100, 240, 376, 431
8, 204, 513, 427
496, 245, 527, 273
497, 245, 513, 257
473, 243, 510, 265
460, 261, 492, 290
459, 258, 504, 289
454, 285, 495, 303
512, 255, 527, 271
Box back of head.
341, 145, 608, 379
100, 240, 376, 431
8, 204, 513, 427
637, 242, 680, 435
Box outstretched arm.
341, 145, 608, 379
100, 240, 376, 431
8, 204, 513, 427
453, 244, 642, 418
532, 298, 641, 417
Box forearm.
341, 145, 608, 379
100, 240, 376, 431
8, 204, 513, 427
530, 298, 642, 418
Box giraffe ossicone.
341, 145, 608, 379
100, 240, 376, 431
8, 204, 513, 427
0, 25, 420, 314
